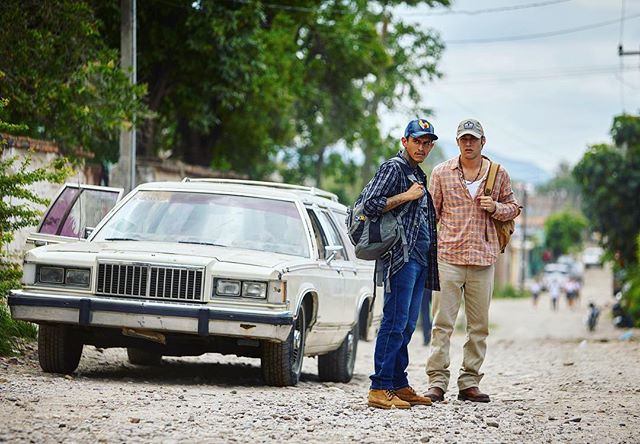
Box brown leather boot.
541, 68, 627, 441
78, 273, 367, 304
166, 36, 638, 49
425, 386, 445, 402
457, 387, 490, 403
394, 386, 433, 406
367, 389, 412, 409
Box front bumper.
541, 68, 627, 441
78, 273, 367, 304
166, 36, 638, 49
8, 290, 293, 342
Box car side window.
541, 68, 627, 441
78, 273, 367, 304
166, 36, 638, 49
306, 209, 327, 259
329, 209, 354, 260
39, 186, 81, 235
316, 210, 346, 261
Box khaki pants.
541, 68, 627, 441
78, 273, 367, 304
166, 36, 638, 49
427, 260, 494, 392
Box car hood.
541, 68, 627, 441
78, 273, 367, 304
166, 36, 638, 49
27, 240, 304, 269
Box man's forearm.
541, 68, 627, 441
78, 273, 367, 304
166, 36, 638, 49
383, 192, 409, 212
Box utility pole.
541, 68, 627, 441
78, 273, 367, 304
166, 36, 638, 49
519, 186, 528, 293
111, 0, 137, 192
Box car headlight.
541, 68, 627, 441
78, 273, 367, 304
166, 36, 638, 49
39, 266, 64, 284
37, 265, 91, 288
213, 279, 268, 299
216, 279, 241, 296
65, 268, 91, 287
242, 281, 267, 299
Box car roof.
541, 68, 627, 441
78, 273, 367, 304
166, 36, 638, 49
134, 179, 347, 211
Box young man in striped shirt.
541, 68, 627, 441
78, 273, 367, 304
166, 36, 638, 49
425, 119, 520, 403
362, 118, 440, 409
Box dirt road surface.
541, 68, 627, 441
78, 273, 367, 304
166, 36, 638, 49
1, 266, 639, 443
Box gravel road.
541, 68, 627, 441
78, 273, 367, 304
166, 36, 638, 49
1, 265, 639, 443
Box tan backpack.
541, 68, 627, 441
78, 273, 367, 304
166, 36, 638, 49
484, 162, 515, 253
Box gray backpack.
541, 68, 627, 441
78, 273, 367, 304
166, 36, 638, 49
346, 158, 416, 261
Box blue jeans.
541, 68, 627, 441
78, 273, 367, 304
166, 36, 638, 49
421, 289, 432, 345
370, 258, 427, 390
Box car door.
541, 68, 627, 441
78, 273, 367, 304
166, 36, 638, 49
26, 183, 124, 249
313, 208, 354, 327
305, 207, 347, 344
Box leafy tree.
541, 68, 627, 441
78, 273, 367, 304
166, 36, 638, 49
92, 0, 448, 188
0, 99, 73, 355
543, 211, 587, 259
573, 114, 640, 269
536, 161, 581, 210
0, 1, 148, 164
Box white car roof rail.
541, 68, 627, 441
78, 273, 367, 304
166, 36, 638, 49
181, 178, 339, 202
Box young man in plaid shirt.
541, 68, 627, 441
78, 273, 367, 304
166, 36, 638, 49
425, 119, 521, 403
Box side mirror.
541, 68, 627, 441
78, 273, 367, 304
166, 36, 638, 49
325, 245, 343, 264
84, 227, 95, 239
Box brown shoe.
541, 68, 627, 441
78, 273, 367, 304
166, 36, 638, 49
394, 386, 432, 406
425, 386, 445, 402
367, 389, 412, 409
457, 386, 490, 403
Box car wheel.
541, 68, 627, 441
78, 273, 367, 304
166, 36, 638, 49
38, 324, 83, 374
359, 303, 371, 341
261, 306, 306, 387
317, 319, 358, 383
127, 347, 163, 366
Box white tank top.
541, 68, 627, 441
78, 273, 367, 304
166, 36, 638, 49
465, 169, 488, 198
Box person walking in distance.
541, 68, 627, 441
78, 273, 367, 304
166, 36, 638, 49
425, 119, 521, 403
362, 118, 440, 409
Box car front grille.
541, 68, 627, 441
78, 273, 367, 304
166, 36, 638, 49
96, 263, 204, 302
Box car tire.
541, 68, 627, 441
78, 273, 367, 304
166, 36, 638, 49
261, 306, 306, 387
38, 324, 83, 374
358, 303, 371, 341
127, 348, 163, 366
318, 319, 358, 383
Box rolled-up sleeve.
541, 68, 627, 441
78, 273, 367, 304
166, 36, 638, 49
428, 168, 443, 223
492, 170, 521, 221
362, 162, 399, 218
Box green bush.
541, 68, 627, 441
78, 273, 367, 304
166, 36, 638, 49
0, 302, 37, 356
493, 284, 529, 299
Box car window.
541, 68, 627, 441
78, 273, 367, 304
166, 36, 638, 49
306, 210, 327, 259
39, 187, 80, 235
59, 188, 120, 237
92, 191, 310, 257
317, 210, 346, 261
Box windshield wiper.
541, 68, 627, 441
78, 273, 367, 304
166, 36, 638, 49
178, 240, 222, 246
105, 237, 140, 241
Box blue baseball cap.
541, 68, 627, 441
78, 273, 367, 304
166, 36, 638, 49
404, 118, 438, 140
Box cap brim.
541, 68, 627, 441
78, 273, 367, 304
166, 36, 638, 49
456, 130, 482, 139
408, 131, 438, 140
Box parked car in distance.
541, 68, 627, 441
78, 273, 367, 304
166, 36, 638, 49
9, 179, 382, 387
582, 246, 604, 268
542, 262, 570, 291
557, 254, 584, 282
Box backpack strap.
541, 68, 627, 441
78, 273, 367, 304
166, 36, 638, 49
484, 162, 500, 196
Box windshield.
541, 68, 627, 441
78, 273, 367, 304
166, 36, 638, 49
92, 190, 310, 257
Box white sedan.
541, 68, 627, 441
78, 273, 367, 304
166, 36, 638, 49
9, 179, 382, 386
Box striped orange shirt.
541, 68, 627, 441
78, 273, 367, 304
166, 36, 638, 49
429, 156, 521, 266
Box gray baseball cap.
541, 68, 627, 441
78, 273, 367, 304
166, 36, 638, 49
456, 119, 484, 139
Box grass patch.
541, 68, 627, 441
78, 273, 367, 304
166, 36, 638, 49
0, 301, 37, 356
493, 284, 529, 299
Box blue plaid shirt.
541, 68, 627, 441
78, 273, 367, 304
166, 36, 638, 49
361, 152, 440, 291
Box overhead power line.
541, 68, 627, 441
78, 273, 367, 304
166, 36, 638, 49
446, 12, 640, 44
443, 65, 639, 85
403, 0, 571, 17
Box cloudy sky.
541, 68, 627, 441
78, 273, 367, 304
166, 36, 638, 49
385, 0, 640, 174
